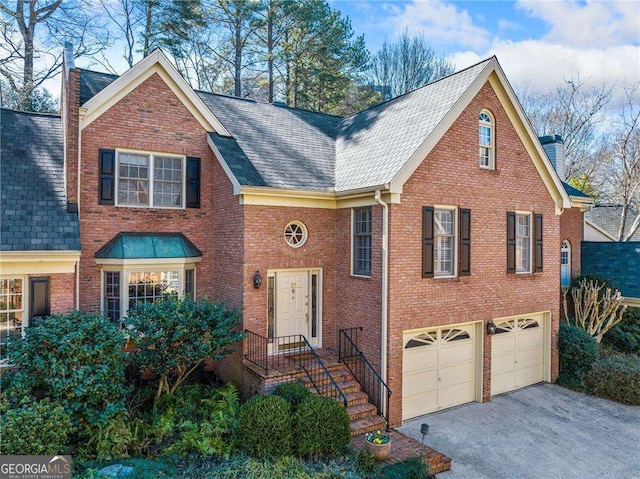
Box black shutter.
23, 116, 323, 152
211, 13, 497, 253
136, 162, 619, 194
98, 149, 115, 205
534, 213, 543, 273
422, 206, 434, 278
186, 157, 201, 208
507, 211, 516, 274
459, 208, 471, 276
30, 277, 50, 320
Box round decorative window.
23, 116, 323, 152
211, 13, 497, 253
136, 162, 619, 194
284, 221, 308, 248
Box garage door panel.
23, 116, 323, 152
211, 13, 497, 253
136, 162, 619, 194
439, 341, 475, 366
492, 335, 516, 355
403, 390, 437, 419
403, 348, 438, 374
517, 348, 543, 368
439, 381, 476, 409
439, 361, 476, 388
492, 371, 516, 396
403, 369, 438, 395
492, 352, 516, 375
518, 330, 542, 349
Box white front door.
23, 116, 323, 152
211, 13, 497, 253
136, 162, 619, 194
276, 270, 310, 338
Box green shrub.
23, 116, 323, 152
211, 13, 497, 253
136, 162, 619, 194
603, 308, 640, 355
293, 395, 351, 458
558, 323, 600, 387
123, 296, 243, 401
6, 311, 128, 427
235, 395, 293, 458
0, 398, 73, 455
585, 353, 640, 406
375, 457, 428, 479
272, 381, 312, 412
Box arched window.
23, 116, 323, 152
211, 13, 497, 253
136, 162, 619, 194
561, 240, 571, 287
479, 110, 494, 169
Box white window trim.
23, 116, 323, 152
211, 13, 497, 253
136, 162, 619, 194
115, 148, 187, 209
100, 264, 198, 321
351, 207, 372, 278
284, 221, 308, 249
434, 205, 458, 278
0, 275, 28, 365
515, 211, 532, 274
479, 109, 495, 170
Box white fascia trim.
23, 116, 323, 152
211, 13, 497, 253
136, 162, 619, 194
0, 250, 81, 262
95, 257, 202, 266
584, 219, 616, 241
80, 50, 230, 136
569, 195, 595, 211
207, 135, 243, 195
622, 297, 640, 308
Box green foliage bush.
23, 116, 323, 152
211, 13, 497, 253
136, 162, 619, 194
6, 311, 128, 427
603, 308, 640, 355
375, 457, 428, 479
272, 381, 312, 412
0, 398, 73, 455
236, 395, 293, 458
558, 323, 600, 387
123, 296, 242, 401
585, 353, 640, 406
293, 396, 351, 458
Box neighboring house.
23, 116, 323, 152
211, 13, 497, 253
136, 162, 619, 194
584, 204, 640, 242
539, 135, 594, 287
1, 46, 576, 428
0, 109, 81, 359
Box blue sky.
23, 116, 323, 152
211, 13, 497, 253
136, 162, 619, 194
330, 0, 640, 92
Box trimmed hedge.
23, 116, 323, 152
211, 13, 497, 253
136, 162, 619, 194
585, 354, 640, 406
272, 381, 312, 412
235, 395, 292, 458
603, 308, 640, 355
0, 398, 73, 455
293, 396, 351, 458
558, 323, 600, 387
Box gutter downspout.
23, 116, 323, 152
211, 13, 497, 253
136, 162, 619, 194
375, 190, 389, 415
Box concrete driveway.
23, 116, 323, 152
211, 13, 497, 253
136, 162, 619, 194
398, 384, 640, 479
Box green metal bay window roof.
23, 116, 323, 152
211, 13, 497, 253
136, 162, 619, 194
95, 233, 202, 259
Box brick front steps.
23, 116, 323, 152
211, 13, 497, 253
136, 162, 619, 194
352, 430, 452, 475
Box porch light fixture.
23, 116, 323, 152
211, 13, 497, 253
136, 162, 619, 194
486, 321, 497, 335
253, 270, 263, 289
420, 423, 430, 459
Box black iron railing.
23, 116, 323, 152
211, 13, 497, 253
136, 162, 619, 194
339, 327, 391, 430
244, 330, 348, 407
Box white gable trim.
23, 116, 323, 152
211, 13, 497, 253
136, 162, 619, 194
389, 57, 571, 214
80, 50, 230, 136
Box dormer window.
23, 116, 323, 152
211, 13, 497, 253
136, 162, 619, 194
479, 110, 494, 169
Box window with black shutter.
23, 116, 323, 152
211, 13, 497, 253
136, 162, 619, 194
507, 211, 516, 274
459, 208, 471, 276
186, 157, 201, 208
30, 277, 50, 320
99, 149, 115, 205
534, 213, 543, 272
422, 206, 434, 278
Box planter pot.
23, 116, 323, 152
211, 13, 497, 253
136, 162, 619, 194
365, 439, 392, 461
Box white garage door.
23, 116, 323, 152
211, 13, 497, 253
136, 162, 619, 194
403, 324, 478, 420
491, 315, 545, 396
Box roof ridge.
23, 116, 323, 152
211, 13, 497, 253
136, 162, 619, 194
1, 107, 61, 118
339, 56, 495, 123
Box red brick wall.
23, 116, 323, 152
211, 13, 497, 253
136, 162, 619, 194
560, 206, 584, 277
77, 73, 215, 312
62, 69, 80, 205
386, 81, 561, 426
49, 273, 76, 314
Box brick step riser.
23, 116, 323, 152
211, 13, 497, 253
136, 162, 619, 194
348, 409, 378, 421
350, 421, 387, 437
310, 383, 361, 396
300, 372, 355, 388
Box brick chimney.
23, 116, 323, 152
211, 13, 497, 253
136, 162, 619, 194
61, 42, 80, 208
539, 135, 565, 181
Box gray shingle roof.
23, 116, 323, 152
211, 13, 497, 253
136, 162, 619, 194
0, 109, 81, 251
562, 181, 591, 199
335, 59, 492, 191
77, 57, 495, 192
582, 241, 640, 298
586, 205, 640, 241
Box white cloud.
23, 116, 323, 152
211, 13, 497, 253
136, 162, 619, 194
517, 0, 640, 48
385, 0, 491, 49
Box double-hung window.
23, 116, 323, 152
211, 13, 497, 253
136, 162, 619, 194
117, 151, 185, 208
434, 208, 455, 276
515, 214, 531, 273
352, 207, 372, 277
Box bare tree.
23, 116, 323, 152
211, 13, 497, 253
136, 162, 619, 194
603, 84, 640, 241
99, 0, 141, 69
0, 0, 109, 111
519, 78, 612, 187
367, 30, 454, 99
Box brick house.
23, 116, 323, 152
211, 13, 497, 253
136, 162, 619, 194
1, 47, 583, 429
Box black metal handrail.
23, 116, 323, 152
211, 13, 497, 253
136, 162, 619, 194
244, 330, 348, 407
339, 327, 391, 430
